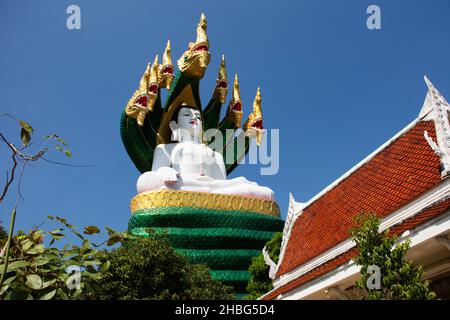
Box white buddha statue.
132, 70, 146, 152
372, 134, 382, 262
136, 105, 275, 201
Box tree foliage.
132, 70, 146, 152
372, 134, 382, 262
245, 232, 282, 300
349, 212, 437, 300
0, 216, 119, 300
99, 236, 234, 300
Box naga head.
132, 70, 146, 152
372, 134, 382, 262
244, 87, 264, 145
212, 55, 228, 104
177, 13, 210, 78
125, 55, 159, 126
159, 40, 174, 90
225, 74, 243, 127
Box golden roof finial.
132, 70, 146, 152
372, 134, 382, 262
196, 13, 209, 45
162, 40, 172, 66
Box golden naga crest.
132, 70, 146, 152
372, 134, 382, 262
177, 13, 211, 78
244, 87, 264, 145
124, 13, 265, 145
226, 74, 243, 128
125, 55, 163, 126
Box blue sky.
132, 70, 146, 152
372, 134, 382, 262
1, 0, 450, 241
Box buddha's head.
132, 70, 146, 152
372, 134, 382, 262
169, 105, 203, 142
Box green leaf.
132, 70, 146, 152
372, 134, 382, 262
26, 274, 43, 290
50, 233, 64, 240
39, 289, 56, 300
62, 249, 80, 260
0, 284, 10, 295
0, 260, 31, 272
21, 239, 34, 251
106, 235, 122, 246
57, 288, 69, 300
32, 231, 44, 241
83, 260, 101, 266
27, 244, 45, 254
42, 279, 57, 289
55, 135, 68, 146
31, 257, 51, 267
2, 275, 17, 286
56, 216, 75, 229
72, 230, 85, 240
19, 120, 33, 134
100, 260, 110, 272
64, 149, 72, 158
55, 145, 63, 151
20, 128, 31, 146
83, 226, 100, 235
105, 227, 116, 236
82, 271, 102, 281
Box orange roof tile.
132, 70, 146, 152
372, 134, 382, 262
278, 120, 442, 277
263, 198, 450, 300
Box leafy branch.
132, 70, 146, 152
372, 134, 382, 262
0, 115, 72, 290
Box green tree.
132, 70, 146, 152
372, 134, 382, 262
0, 216, 120, 300
245, 232, 282, 300
349, 212, 437, 300
1, 115, 73, 292
99, 236, 234, 300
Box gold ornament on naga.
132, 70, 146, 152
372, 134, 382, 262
213, 55, 228, 104
226, 74, 243, 127
177, 13, 210, 78
159, 40, 174, 90
244, 87, 264, 145
125, 55, 160, 126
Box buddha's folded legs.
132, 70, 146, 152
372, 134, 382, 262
136, 172, 275, 201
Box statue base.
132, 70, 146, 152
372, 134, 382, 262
128, 190, 283, 295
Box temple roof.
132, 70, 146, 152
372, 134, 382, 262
263, 197, 450, 300
264, 77, 450, 292
278, 119, 442, 276
262, 77, 450, 299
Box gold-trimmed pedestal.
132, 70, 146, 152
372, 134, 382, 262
130, 190, 280, 217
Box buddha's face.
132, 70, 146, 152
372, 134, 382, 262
170, 107, 203, 140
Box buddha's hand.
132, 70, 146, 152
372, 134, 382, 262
157, 167, 179, 184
